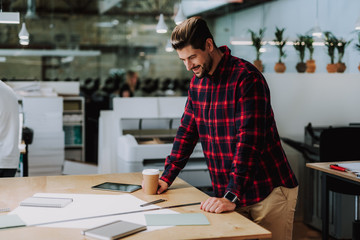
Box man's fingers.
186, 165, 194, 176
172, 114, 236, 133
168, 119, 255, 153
200, 197, 236, 213
157, 179, 168, 194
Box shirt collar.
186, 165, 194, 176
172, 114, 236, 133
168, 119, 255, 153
207, 45, 231, 81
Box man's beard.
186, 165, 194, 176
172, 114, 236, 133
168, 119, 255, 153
194, 54, 213, 78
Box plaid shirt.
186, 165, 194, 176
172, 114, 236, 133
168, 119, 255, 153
160, 46, 298, 207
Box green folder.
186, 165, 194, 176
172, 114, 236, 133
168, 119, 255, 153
145, 213, 210, 226
0, 214, 26, 229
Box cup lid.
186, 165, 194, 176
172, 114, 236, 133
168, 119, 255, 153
142, 169, 159, 175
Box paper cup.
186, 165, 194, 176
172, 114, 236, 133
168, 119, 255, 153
142, 169, 160, 195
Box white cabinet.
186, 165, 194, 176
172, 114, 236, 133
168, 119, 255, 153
22, 97, 64, 176
63, 97, 85, 162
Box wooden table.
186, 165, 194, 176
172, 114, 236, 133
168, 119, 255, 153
0, 173, 271, 240
306, 161, 360, 240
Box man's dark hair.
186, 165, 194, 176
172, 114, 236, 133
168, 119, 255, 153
171, 17, 216, 50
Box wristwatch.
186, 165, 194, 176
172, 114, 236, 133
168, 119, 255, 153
223, 191, 238, 203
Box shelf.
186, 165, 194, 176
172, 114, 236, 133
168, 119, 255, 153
63, 110, 83, 114
63, 122, 83, 126
63, 96, 85, 162
65, 145, 84, 148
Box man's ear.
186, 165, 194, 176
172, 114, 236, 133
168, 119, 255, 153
206, 38, 214, 52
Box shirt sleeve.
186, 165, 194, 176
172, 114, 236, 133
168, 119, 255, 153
160, 93, 199, 186
226, 72, 269, 200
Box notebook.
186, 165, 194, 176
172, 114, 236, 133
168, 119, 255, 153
0, 214, 26, 229
81, 220, 146, 240
20, 196, 73, 208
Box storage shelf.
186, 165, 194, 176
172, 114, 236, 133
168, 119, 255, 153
63, 122, 83, 126
63, 96, 85, 162
63, 110, 83, 114
65, 145, 84, 148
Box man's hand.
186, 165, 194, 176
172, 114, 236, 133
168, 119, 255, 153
157, 179, 168, 194
141, 178, 168, 194
200, 197, 236, 214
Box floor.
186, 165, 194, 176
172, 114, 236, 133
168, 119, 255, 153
293, 221, 337, 240
293, 221, 323, 240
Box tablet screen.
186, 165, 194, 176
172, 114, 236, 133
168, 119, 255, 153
91, 182, 142, 193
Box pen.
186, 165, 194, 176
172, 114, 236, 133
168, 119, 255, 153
330, 164, 347, 172
140, 199, 166, 207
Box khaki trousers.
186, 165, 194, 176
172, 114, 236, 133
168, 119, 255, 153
236, 186, 298, 240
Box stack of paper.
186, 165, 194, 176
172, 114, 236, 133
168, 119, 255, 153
338, 162, 360, 175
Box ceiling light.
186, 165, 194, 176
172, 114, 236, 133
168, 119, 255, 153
25, 0, 38, 19
0, 12, 20, 24
311, 22, 322, 38
95, 19, 119, 28
355, 16, 360, 30
61, 56, 74, 63
311, 0, 322, 38
156, 14, 168, 33
174, 3, 186, 25
165, 39, 174, 52
230, 37, 253, 45
19, 39, 29, 46
18, 22, 29, 40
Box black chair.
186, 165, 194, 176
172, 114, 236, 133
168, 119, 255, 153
319, 127, 360, 240
21, 127, 34, 177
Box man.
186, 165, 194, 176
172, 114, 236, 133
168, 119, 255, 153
123, 70, 139, 97
0, 80, 20, 177
157, 17, 298, 240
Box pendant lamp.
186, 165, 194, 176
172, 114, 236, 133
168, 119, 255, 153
165, 39, 174, 52
174, 3, 186, 25
355, 16, 360, 30
311, 0, 322, 38
18, 22, 29, 40
156, 14, 168, 33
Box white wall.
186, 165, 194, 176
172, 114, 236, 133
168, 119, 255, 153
264, 73, 360, 141
213, 0, 360, 73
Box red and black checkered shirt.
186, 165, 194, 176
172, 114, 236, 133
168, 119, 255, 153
160, 46, 298, 207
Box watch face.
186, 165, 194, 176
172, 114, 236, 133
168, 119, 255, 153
224, 191, 237, 202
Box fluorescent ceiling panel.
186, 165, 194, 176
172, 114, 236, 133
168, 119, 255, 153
0, 12, 20, 24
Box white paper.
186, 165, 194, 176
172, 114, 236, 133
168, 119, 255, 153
10, 193, 177, 232
338, 162, 360, 173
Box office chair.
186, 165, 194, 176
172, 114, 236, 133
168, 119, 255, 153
319, 127, 360, 240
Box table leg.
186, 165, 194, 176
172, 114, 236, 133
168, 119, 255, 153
354, 195, 360, 240
321, 173, 329, 240
356, 196, 360, 221
23, 144, 29, 177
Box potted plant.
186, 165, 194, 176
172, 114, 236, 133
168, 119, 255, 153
336, 38, 352, 73
304, 35, 316, 73
355, 32, 360, 72
293, 35, 307, 73
248, 28, 266, 72
323, 31, 338, 73
273, 27, 287, 73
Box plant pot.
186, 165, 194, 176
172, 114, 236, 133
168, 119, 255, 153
336, 62, 346, 73
274, 62, 286, 73
306, 60, 316, 73
326, 63, 337, 73
253, 60, 263, 72
296, 62, 307, 73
